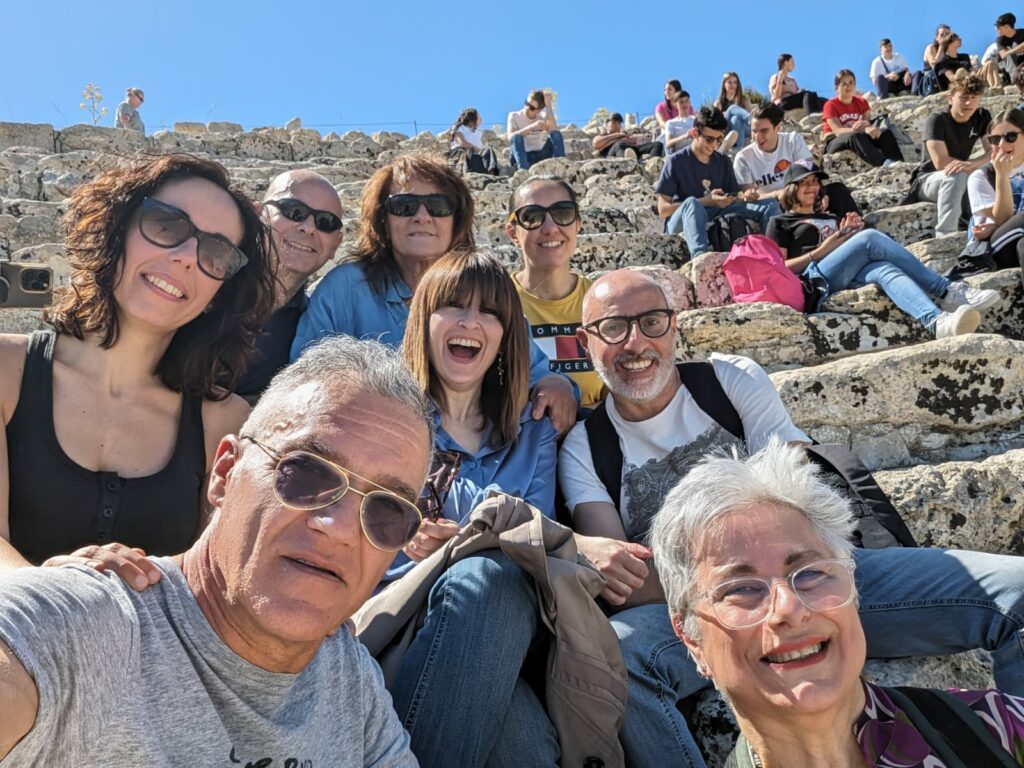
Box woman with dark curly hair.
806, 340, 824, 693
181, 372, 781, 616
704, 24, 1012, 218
0, 154, 276, 566
291, 152, 579, 434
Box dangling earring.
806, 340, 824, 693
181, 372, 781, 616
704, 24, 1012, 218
497, 354, 505, 386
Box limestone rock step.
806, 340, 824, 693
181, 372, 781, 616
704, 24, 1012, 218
769, 334, 1024, 470
677, 269, 1023, 370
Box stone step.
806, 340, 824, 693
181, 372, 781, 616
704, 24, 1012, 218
677, 269, 1023, 370
768, 334, 1024, 470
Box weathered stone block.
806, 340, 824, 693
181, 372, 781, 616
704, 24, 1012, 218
57, 124, 149, 154
683, 252, 730, 307
172, 122, 208, 136
0, 122, 55, 152
207, 121, 244, 134
0, 150, 42, 200
575, 233, 688, 273
864, 202, 937, 245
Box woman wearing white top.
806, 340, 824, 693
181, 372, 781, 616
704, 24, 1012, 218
447, 108, 500, 176
967, 108, 1024, 276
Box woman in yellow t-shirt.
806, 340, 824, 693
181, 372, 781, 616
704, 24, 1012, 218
505, 176, 605, 409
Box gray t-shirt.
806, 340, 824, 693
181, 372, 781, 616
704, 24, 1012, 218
0, 559, 416, 767
115, 99, 145, 134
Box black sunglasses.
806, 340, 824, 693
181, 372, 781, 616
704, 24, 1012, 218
138, 198, 248, 281
510, 201, 579, 230
385, 193, 456, 218
265, 198, 342, 233
988, 131, 1020, 145
241, 435, 423, 552
582, 309, 675, 345
699, 131, 725, 146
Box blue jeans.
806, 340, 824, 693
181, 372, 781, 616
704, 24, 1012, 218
806, 229, 948, 327
614, 546, 1024, 768
390, 551, 560, 767
509, 130, 565, 170
723, 104, 751, 147
666, 197, 781, 257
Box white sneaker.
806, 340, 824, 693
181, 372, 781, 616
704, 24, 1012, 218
933, 305, 981, 339
719, 130, 738, 154
938, 281, 1000, 312
623, 147, 639, 162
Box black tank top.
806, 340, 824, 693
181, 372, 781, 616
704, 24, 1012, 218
6, 331, 206, 564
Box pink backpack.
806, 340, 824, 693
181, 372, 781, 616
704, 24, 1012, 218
722, 234, 807, 312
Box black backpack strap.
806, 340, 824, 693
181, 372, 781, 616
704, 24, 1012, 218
805, 444, 917, 548
585, 400, 623, 508
887, 686, 1018, 768
676, 362, 744, 441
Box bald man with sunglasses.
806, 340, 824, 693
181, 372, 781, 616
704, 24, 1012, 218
0, 336, 427, 766
233, 170, 345, 402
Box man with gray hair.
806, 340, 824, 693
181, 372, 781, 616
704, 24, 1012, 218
559, 268, 1024, 767
0, 336, 429, 765
234, 169, 345, 401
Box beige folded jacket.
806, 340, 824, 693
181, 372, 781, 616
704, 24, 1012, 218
352, 492, 628, 768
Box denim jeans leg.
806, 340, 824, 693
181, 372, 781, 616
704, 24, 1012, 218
548, 130, 566, 158
678, 197, 713, 256
724, 105, 751, 147
855, 547, 1024, 694
814, 229, 946, 326
389, 551, 547, 767
742, 198, 781, 230
510, 134, 530, 170
611, 603, 711, 768
486, 678, 560, 768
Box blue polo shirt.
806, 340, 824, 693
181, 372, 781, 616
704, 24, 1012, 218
382, 403, 558, 583
290, 261, 577, 398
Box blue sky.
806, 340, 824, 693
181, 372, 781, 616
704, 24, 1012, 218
1, 1, 1009, 135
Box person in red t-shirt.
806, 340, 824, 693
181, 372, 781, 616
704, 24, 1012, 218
822, 69, 903, 167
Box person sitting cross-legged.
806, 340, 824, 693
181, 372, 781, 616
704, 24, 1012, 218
822, 69, 903, 168
592, 112, 664, 162
655, 106, 779, 258
558, 267, 1024, 768
870, 38, 913, 98
507, 89, 565, 171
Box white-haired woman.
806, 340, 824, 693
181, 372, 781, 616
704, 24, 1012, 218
651, 440, 1024, 768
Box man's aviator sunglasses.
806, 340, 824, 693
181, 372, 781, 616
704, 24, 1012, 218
509, 201, 579, 230
385, 194, 456, 218
582, 309, 675, 345
138, 198, 248, 281
241, 435, 423, 552
265, 198, 343, 233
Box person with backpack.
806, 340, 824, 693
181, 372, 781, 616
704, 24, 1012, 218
557, 268, 1024, 768
651, 441, 1024, 768
906, 72, 991, 237
655, 106, 779, 259
766, 161, 999, 338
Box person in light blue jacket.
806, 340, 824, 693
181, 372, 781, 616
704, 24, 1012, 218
383, 249, 561, 766
290, 153, 578, 434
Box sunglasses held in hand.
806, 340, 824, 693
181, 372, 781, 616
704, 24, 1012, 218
139, 198, 248, 281
241, 435, 423, 551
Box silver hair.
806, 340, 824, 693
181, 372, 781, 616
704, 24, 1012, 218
650, 438, 855, 639
244, 335, 435, 451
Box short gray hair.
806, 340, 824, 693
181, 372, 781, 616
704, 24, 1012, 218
650, 439, 855, 637
244, 335, 435, 450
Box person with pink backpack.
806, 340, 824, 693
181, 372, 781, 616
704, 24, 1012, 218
756, 162, 1000, 338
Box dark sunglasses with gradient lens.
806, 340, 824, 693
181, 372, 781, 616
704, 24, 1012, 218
583, 309, 675, 345
510, 201, 580, 230
988, 131, 1020, 145
241, 435, 423, 551
265, 198, 343, 233
384, 193, 456, 218
138, 198, 248, 281
699, 131, 725, 146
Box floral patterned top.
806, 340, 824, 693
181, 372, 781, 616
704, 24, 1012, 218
855, 680, 1024, 766
727, 680, 1024, 767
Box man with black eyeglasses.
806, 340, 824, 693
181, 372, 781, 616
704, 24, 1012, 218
559, 269, 1024, 768
0, 336, 426, 765
233, 170, 344, 402
507, 89, 565, 170
655, 106, 779, 258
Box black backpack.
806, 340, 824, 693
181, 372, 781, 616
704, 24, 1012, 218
583, 361, 917, 549
707, 213, 760, 254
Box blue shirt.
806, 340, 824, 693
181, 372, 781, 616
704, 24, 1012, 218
382, 403, 558, 583
654, 146, 740, 203
290, 261, 577, 397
